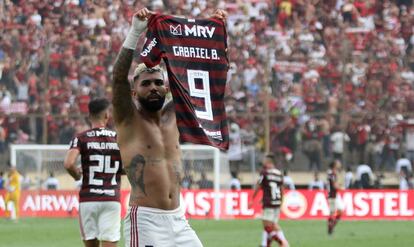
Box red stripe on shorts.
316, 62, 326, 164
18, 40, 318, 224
130, 206, 139, 247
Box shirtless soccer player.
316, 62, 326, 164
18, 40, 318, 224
112, 7, 227, 247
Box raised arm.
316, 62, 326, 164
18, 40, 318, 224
112, 8, 152, 125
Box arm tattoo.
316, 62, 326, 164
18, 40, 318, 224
112, 48, 135, 124
126, 154, 147, 195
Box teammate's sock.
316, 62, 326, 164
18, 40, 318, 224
331, 213, 341, 227
328, 217, 334, 234
264, 226, 275, 247
261, 230, 268, 247
335, 214, 341, 222
276, 231, 287, 243
269, 231, 282, 245
266, 237, 272, 247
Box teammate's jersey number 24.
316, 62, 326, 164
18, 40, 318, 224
89, 155, 119, 186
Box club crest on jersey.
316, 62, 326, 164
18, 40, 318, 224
169, 24, 215, 38
170, 24, 182, 35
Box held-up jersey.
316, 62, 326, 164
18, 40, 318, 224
258, 168, 283, 208
327, 169, 337, 198
140, 14, 229, 150
69, 127, 123, 202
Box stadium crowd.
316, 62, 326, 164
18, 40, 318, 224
0, 0, 414, 178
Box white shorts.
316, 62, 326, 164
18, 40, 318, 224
328, 197, 344, 214
261, 207, 281, 223
124, 206, 203, 247
79, 201, 121, 242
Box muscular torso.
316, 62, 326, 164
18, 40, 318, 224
117, 103, 182, 210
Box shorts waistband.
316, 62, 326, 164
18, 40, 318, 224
129, 205, 182, 215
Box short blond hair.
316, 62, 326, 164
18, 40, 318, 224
133, 63, 164, 81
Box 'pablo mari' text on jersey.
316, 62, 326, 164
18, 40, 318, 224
140, 14, 229, 150
69, 127, 123, 202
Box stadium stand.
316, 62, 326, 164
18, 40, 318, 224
0, 0, 413, 188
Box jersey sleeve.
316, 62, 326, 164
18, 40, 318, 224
69, 136, 80, 150
139, 14, 164, 67
258, 172, 264, 186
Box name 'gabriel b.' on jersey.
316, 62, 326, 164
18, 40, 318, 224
139, 14, 229, 150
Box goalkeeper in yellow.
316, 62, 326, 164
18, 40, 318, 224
5, 167, 21, 220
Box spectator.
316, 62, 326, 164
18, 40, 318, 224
0, 0, 413, 182
330, 126, 350, 163
374, 172, 385, 189
228, 122, 243, 172
344, 166, 354, 189
181, 170, 194, 189
302, 119, 323, 171
0, 171, 4, 189
229, 171, 241, 190
283, 170, 295, 190
399, 170, 413, 190
197, 172, 213, 189
355, 163, 374, 189
20, 172, 32, 190
43, 171, 59, 190
405, 126, 414, 162
308, 172, 325, 190
0, 117, 5, 154
395, 154, 412, 176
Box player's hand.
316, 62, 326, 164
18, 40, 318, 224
131, 8, 155, 35
134, 8, 155, 20
75, 166, 82, 181
211, 9, 228, 22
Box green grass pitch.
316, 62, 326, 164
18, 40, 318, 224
0, 218, 413, 247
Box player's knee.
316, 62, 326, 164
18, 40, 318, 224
264, 225, 274, 233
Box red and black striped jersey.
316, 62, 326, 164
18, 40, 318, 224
139, 14, 229, 150
258, 168, 283, 208
327, 169, 337, 198
69, 127, 123, 202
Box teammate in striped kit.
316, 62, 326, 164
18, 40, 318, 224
64, 98, 123, 247
112, 7, 227, 247
327, 160, 343, 235
251, 154, 289, 247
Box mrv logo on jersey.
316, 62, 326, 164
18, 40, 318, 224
170, 24, 215, 38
